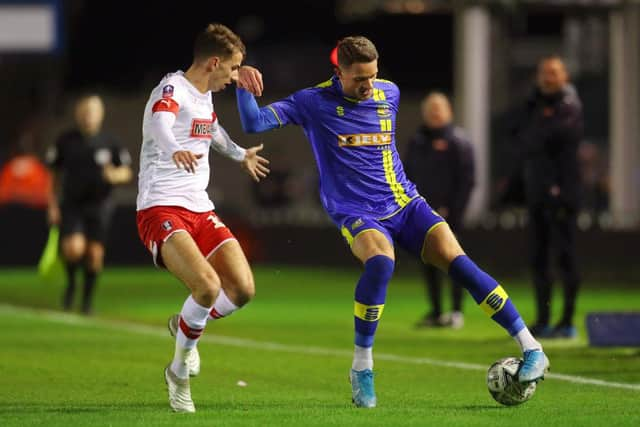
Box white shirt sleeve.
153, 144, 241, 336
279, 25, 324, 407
210, 121, 247, 162
148, 111, 182, 156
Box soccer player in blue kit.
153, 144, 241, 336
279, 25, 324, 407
235, 36, 549, 408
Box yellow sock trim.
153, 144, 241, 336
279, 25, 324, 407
479, 285, 508, 316
354, 301, 385, 321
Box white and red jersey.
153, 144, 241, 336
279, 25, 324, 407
137, 71, 221, 212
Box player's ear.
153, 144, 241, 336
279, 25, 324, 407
206, 56, 220, 71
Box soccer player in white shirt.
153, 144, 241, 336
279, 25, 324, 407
136, 23, 268, 413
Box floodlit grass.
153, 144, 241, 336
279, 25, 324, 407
0, 266, 638, 426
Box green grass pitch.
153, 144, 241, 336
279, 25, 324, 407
0, 265, 639, 426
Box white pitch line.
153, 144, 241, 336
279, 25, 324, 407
2, 304, 639, 391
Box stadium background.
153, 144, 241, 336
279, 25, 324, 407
0, 1, 639, 426
0, 0, 638, 281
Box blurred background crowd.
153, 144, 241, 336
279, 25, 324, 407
0, 0, 638, 282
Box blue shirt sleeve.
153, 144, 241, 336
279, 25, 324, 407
235, 87, 281, 133
236, 87, 309, 133
267, 92, 306, 127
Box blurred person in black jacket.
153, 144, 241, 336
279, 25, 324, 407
505, 56, 583, 339
45, 94, 133, 314
404, 92, 475, 329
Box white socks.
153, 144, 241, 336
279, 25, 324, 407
514, 327, 542, 352
209, 289, 239, 320
352, 345, 373, 371
171, 295, 211, 378
170, 291, 241, 378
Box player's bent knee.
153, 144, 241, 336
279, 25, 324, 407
366, 254, 395, 283
191, 269, 222, 306
86, 247, 104, 271
62, 240, 86, 262
232, 274, 256, 306
242, 276, 256, 303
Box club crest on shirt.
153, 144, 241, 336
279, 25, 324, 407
162, 220, 173, 231
376, 102, 391, 118
162, 85, 174, 98
351, 218, 364, 229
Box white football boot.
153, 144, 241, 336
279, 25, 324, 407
164, 365, 195, 413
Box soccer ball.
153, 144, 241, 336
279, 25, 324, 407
486, 357, 537, 406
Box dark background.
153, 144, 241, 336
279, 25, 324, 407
0, 0, 630, 281
61, 1, 453, 93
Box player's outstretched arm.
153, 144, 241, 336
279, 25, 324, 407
211, 124, 247, 161
237, 65, 263, 97
210, 124, 270, 181
241, 144, 270, 182
235, 87, 281, 133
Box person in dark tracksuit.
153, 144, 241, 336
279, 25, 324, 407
508, 56, 583, 338
45, 94, 133, 314
404, 92, 475, 329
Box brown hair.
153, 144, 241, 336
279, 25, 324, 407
193, 23, 246, 61
336, 36, 378, 68
539, 54, 565, 64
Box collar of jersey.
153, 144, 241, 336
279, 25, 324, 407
174, 70, 212, 100
331, 75, 369, 104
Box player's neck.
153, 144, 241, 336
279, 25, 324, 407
184, 66, 209, 94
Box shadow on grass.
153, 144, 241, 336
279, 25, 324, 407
452, 404, 510, 411
0, 402, 166, 414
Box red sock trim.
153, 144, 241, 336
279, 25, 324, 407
179, 316, 204, 339
209, 308, 224, 319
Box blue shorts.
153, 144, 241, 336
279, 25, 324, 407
336, 197, 445, 258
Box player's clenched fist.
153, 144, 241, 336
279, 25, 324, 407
172, 150, 204, 174
237, 66, 264, 97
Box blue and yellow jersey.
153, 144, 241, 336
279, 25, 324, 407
263, 76, 419, 221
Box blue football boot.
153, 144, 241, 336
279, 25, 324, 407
518, 349, 550, 383
350, 369, 377, 408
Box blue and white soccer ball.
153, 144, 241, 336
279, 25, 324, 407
486, 357, 537, 406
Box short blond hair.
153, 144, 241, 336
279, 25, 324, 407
336, 36, 378, 68
194, 23, 246, 61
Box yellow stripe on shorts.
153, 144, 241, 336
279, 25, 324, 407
341, 226, 354, 246
479, 285, 508, 316
354, 301, 385, 322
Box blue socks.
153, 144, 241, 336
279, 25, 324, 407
448, 255, 525, 336
354, 255, 395, 348
352, 254, 525, 351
